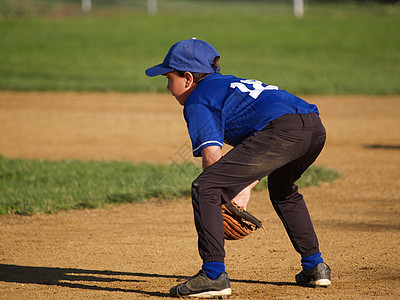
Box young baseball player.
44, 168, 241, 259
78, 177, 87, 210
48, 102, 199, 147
145, 38, 331, 298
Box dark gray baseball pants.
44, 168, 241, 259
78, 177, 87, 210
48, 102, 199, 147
191, 113, 326, 263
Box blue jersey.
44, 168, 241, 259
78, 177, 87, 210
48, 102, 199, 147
183, 73, 319, 157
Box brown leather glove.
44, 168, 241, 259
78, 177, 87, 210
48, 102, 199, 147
221, 200, 266, 240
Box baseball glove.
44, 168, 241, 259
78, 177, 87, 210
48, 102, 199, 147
221, 200, 266, 240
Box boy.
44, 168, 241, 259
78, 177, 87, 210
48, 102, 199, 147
145, 38, 331, 298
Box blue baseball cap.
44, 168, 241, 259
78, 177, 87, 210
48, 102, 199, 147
145, 38, 220, 77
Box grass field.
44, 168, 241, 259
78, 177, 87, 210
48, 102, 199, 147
1, 12, 399, 94
0, 156, 339, 215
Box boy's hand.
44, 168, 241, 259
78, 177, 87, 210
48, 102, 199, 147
231, 180, 259, 210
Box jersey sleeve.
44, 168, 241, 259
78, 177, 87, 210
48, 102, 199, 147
183, 104, 224, 157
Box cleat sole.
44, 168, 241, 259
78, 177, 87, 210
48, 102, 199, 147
187, 288, 232, 298
313, 278, 331, 287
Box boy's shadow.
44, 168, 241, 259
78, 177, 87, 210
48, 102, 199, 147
0, 264, 296, 297
0, 264, 171, 297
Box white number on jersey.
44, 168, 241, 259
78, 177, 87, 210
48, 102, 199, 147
230, 80, 278, 99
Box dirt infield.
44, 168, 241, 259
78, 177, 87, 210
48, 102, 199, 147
0, 92, 399, 299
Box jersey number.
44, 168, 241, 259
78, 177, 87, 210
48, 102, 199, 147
230, 80, 278, 99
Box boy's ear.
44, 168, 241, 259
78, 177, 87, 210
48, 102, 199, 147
184, 72, 194, 87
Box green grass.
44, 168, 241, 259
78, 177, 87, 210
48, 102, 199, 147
0, 156, 339, 215
0, 11, 399, 94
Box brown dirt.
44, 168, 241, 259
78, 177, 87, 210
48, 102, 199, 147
0, 92, 399, 299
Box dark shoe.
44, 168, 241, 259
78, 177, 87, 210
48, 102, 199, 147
295, 262, 331, 287
170, 270, 231, 298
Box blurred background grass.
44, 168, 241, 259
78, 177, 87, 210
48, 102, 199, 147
0, 1, 399, 94
0, 156, 339, 215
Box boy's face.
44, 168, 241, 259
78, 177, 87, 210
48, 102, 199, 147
164, 71, 196, 106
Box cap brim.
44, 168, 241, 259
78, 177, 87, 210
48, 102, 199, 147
145, 64, 174, 77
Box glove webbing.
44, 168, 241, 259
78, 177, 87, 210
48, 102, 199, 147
223, 201, 263, 229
